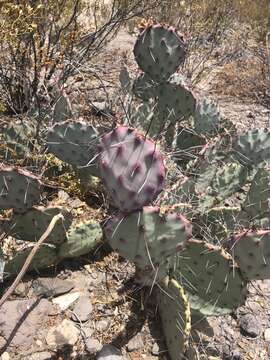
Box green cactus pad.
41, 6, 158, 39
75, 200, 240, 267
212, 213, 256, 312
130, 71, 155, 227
158, 278, 191, 360
5, 244, 58, 276
135, 261, 170, 286
46, 120, 99, 176
6, 206, 72, 245
176, 127, 206, 152
53, 94, 72, 123
174, 239, 247, 316
58, 221, 102, 259
211, 162, 248, 199
129, 102, 156, 134
244, 168, 270, 219
134, 24, 186, 82
232, 230, 270, 280
105, 206, 192, 269
0, 165, 43, 213
133, 73, 157, 101
156, 82, 196, 122
194, 98, 220, 136
233, 128, 270, 166
196, 206, 248, 243
0, 121, 35, 158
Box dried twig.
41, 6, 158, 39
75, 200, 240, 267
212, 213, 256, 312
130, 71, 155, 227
0, 213, 64, 308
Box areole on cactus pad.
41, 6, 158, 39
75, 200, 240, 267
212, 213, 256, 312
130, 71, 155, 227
99, 126, 166, 212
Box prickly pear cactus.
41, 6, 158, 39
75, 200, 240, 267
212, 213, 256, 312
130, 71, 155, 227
58, 221, 103, 259
231, 230, 270, 280
134, 24, 186, 82
105, 206, 192, 280
156, 82, 196, 122
0, 165, 43, 213
194, 98, 221, 136
158, 278, 191, 360
6, 206, 72, 245
173, 239, 247, 316
46, 120, 100, 176
99, 126, 165, 212
233, 128, 270, 166
5, 244, 58, 276
244, 167, 270, 219
132, 73, 157, 101
53, 93, 72, 123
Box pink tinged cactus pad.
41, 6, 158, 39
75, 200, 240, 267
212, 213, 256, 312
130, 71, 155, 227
104, 206, 192, 269
231, 230, 270, 280
99, 126, 166, 212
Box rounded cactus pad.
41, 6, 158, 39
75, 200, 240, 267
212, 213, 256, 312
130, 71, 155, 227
156, 82, 196, 122
46, 120, 99, 173
105, 206, 192, 270
231, 230, 270, 280
244, 167, 270, 219
233, 128, 270, 166
58, 221, 103, 259
194, 98, 221, 136
0, 165, 42, 213
174, 239, 247, 316
6, 206, 72, 245
134, 24, 186, 82
99, 126, 165, 212
132, 72, 157, 101
158, 278, 191, 360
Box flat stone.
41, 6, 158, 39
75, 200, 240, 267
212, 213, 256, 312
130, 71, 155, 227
0, 299, 53, 349
239, 313, 262, 337
46, 319, 80, 349
71, 295, 93, 322
32, 277, 74, 298
127, 334, 144, 352
264, 328, 270, 342
52, 291, 81, 311
85, 338, 102, 354
97, 345, 126, 360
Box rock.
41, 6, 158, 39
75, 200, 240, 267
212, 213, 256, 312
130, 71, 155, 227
32, 277, 74, 298
151, 342, 159, 356
21, 352, 52, 360
14, 282, 27, 296
239, 313, 262, 337
1, 353, 10, 360
46, 319, 80, 349
71, 295, 93, 322
52, 291, 81, 311
0, 299, 53, 349
127, 334, 144, 352
85, 338, 102, 354
96, 319, 110, 332
97, 345, 126, 359
264, 328, 270, 342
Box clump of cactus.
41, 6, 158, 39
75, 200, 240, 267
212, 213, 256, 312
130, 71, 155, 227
1, 21, 270, 360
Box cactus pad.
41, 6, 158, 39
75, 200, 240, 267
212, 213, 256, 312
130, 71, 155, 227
99, 126, 165, 212
231, 230, 270, 280
233, 128, 270, 166
58, 221, 102, 259
46, 120, 99, 175
105, 206, 192, 269
134, 24, 186, 82
156, 82, 196, 122
133, 73, 157, 101
194, 98, 220, 136
5, 245, 58, 276
0, 165, 43, 213
244, 168, 270, 219
174, 239, 247, 316
158, 278, 191, 360
7, 206, 72, 245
